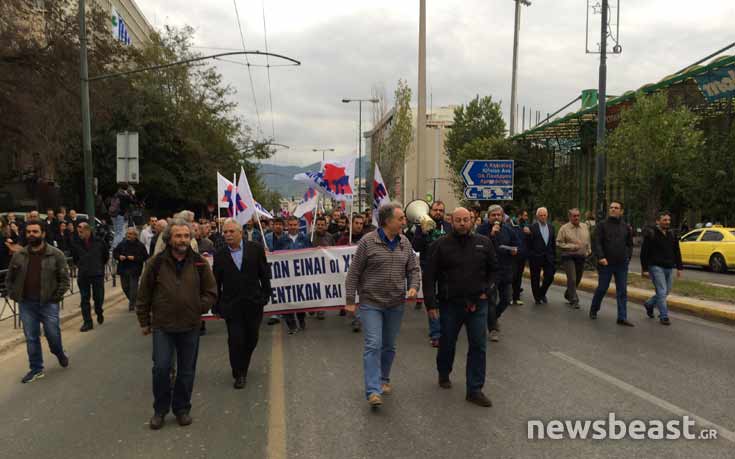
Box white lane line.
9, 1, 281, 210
550, 351, 735, 442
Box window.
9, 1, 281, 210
681, 230, 702, 242
701, 231, 724, 242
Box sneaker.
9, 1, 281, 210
514, 299, 524, 306
267, 317, 280, 325
381, 383, 392, 395
287, 328, 298, 335
351, 320, 362, 333
368, 393, 383, 407
541, 296, 548, 304
466, 391, 493, 407
489, 330, 500, 342
56, 353, 69, 368
660, 317, 671, 326
21, 370, 45, 384
644, 303, 655, 318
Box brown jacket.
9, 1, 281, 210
136, 247, 217, 332
6, 243, 70, 304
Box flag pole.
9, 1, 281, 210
310, 192, 319, 243
255, 214, 269, 253
348, 198, 353, 244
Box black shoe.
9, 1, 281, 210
234, 376, 246, 389
534, 299, 542, 305
339, 309, 346, 317
287, 328, 298, 335
466, 391, 492, 407
351, 320, 361, 333
541, 296, 548, 304
644, 303, 655, 318
199, 326, 207, 336
176, 413, 192, 426
589, 310, 597, 320
96, 314, 104, 325
21, 370, 45, 384
660, 317, 671, 326
617, 319, 635, 327
80, 322, 93, 332
56, 353, 69, 368
438, 376, 452, 389
149, 414, 165, 430
267, 317, 280, 325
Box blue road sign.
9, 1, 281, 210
461, 160, 514, 200
464, 186, 513, 201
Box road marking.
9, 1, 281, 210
550, 351, 735, 442
267, 325, 287, 459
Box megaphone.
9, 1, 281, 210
404, 199, 431, 225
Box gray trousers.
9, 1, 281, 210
562, 257, 586, 304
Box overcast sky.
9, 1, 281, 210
138, 0, 734, 166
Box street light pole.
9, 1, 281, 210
79, 0, 95, 225
312, 148, 335, 162
595, 0, 608, 222
509, 0, 531, 137
342, 98, 378, 212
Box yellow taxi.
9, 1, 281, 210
679, 226, 735, 273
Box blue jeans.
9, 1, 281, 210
590, 262, 629, 320
19, 302, 64, 372
487, 281, 509, 332
427, 314, 440, 340
437, 300, 488, 394
646, 266, 673, 319
152, 329, 200, 416
359, 303, 405, 399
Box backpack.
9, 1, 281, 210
108, 195, 121, 217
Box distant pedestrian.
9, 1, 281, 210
526, 207, 556, 305
424, 208, 497, 407
345, 202, 419, 407
282, 216, 311, 334
311, 216, 334, 321
589, 201, 634, 326
213, 219, 271, 389
337, 214, 367, 246
510, 209, 530, 305
71, 222, 109, 332
113, 227, 149, 311
140, 216, 157, 254
264, 217, 291, 251
556, 208, 591, 309
640, 211, 683, 326
136, 218, 217, 430
6, 220, 70, 383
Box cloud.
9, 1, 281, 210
138, 0, 735, 164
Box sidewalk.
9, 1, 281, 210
0, 279, 125, 355
526, 269, 735, 324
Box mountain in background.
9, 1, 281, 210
258, 157, 370, 201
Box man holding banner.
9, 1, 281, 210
345, 202, 420, 407
213, 219, 272, 389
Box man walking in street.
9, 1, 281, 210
113, 227, 149, 311
71, 222, 109, 332
140, 216, 157, 254
527, 207, 556, 305
312, 216, 335, 321
282, 216, 311, 333
511, 209, 530, 305
424, 208, 497, 407
345, 202, 420, 407
640, 211, 683, 326
411, 200, 451, 346
589, 201, 635, 326
136, 219, 217, 430
556, 208, 591, 309
6, 220, 70, 383
478, 205, 520, 342
213, 219, 271, 389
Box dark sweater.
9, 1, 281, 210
593, 217, 633, 266
640, 226, 683, 271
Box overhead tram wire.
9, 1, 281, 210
261, 0, 276, 140
232, 0, 264, 139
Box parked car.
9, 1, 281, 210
679, 226, 735, 273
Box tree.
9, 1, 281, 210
444, 96, 506, 201
376, 79, 412, 199
603, 92, 703, 222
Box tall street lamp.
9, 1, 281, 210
342, 98, 378, 212
509, 0, 531, 136
312, 148, 335, 162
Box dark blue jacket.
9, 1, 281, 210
526, 222, 556, 263
477, 222, 520, 282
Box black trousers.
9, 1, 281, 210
226, 309, 264, 379
512, 256, 527, 301
284, 312, 306, 330
529, 257, 555, 301
78, 275, 105, 324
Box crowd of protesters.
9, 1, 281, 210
1, 195, 688, 426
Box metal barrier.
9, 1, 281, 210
0, 255, 117, 329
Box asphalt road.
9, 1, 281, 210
0, 281, 733, 459
627, 257, 735, 286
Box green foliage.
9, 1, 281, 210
603, 92, 703, 221
377, 79, 412, 195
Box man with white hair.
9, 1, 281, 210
527, 207, 556, 305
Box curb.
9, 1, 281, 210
0, 289, 126, 356
524, 271, 735, 324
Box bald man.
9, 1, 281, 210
423, 208, 498, 407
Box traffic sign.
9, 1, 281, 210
464, 186, 513, 201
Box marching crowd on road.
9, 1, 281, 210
1, 196, 687, 428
